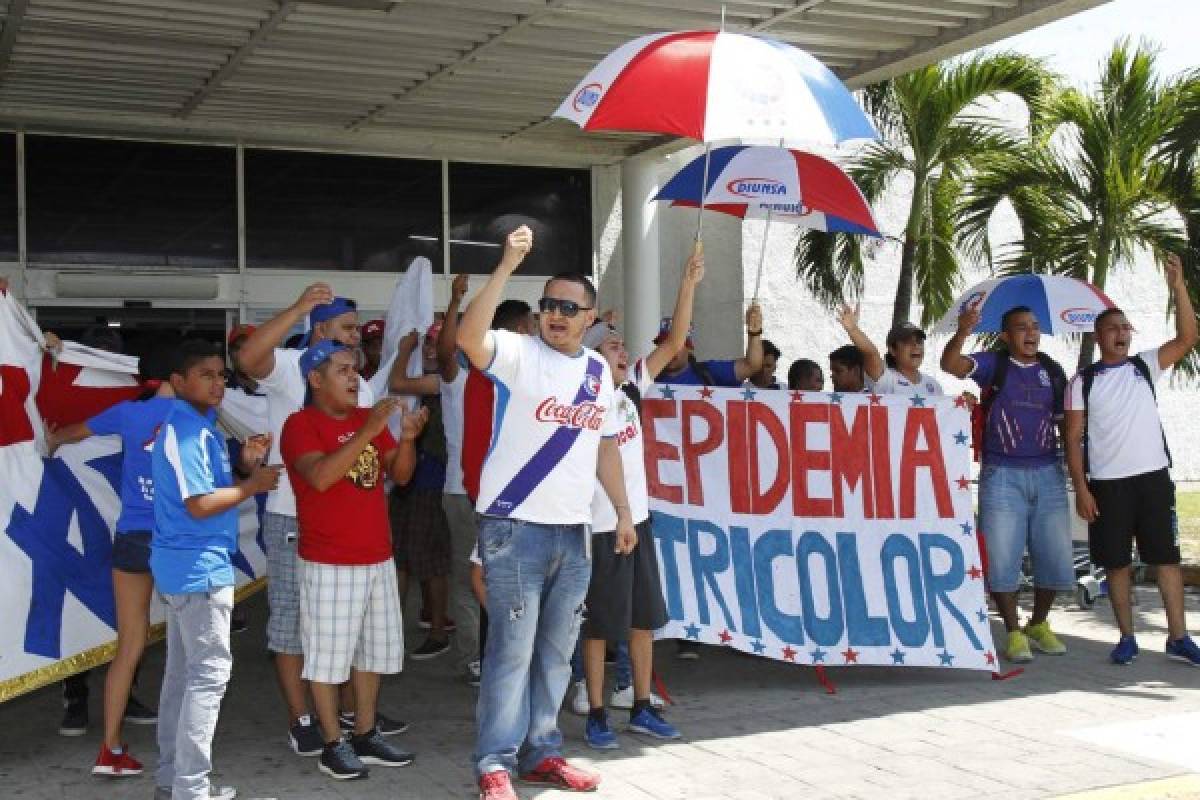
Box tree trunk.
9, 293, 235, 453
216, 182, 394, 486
892, 175, 927, 327
1077, 246, 1111, 370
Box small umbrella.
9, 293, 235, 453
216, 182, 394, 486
554, 30, 877, 238
932, 275, 1117, 335
655, 144, 880, 298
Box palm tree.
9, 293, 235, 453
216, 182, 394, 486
959, 41, 1200, 370
794, 52, 1052, 328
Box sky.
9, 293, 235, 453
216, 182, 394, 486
983, 0, 1194, 83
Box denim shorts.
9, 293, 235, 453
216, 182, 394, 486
111, 531, 152, 574
978, 463, 1074, 593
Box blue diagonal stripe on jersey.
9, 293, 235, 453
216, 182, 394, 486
485, 356, 604, 517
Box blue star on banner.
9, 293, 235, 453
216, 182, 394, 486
890, 648, 906, 665
960, 521, 973, 536
827, 392, 844, 404
810, 648, 827, 664
910, 394, 926, 407
938, 650, 955, 666
683, 623, 701, 640
741, 387, 757, 401
976, 609, 988, 623
953, 430, 969, 445
658, 385, 676, 400
6, 453, 123, 658
750, 639, 766, 654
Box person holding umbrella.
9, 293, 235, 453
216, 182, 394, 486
940, 304, 1074, 663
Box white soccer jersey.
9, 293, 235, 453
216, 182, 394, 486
476, 330, 621, 525
867, 367, 944, 397
590, 357, 654, 532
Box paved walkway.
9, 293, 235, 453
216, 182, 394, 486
3, 587, 1199, 800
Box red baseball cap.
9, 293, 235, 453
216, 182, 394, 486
227, 324, 256, 347
361, 319, 385, 341
426, 320, 443, 340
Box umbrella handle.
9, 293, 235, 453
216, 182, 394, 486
752, 209, 773, 303
694, 141, 712, 242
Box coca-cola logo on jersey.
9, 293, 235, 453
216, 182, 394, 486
534, 397, 607, 430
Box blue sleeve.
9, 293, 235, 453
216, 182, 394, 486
704, 359, 741, 387
968, 351, 995, 387
162, 419, 217, 500
87, 401, 127, 436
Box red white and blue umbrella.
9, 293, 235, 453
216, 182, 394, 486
932, 275, 1117, 335
553, 30, 877, 146
655, 145, 880, 236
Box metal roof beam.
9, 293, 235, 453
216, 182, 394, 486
177, 1, 297, 119
346, 0, 570, 130
0, 0, 30, 79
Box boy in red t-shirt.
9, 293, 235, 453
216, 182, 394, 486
281, 340, 428, 781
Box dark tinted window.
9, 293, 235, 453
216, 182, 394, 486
0, 134, 15, 261
25, 136, 236, 268
245, 149, 441, 271
449, 163, 591, 276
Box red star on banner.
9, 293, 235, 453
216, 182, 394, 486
781, 646, 797, 662
968, 565, 983, 580
699, 386, 715, 399
985, 651, 996, 665
790, 390, 804, 403
956, 475, 971, 491
718, 629, 733, 644
954, 395, 968, 408
842, 648, 859, 664
868, 393, 882, 406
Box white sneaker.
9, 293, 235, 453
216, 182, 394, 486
569, 681, 589, 716
609, 685, 664, 710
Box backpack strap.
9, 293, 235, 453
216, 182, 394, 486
1131, 354, 1172, 468
978, 349, 1011, 429
1080, 362, 1099, 476
690, 354, 717, 387
1034, 351, 1068, 418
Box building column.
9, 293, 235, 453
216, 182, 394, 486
621, 152, 661, 353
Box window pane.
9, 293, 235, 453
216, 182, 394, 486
26, 136, 236, 269
245, 149, 442, 272
0, 133, 15, 261
449, 163, 591, 276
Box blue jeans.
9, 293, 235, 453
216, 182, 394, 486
979, 463, 1074, 593
571, 640, 632, 689
474, 518, 591, 777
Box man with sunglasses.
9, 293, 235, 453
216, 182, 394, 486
1065, 254, 1200, 667
457, 225, 636, 800
236, 287, 406, 755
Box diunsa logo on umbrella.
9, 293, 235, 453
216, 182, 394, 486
572, 83, 603, 112
726, 177, 788, 198
1059, 307, 1098, 327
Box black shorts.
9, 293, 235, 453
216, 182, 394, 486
111, 531, 152, 574
1088, 468, 1179, 568
582, 519, 668, 641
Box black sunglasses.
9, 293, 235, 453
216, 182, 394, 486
538, 297, 593, 318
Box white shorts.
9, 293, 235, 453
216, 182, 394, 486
298, 558, 404, 684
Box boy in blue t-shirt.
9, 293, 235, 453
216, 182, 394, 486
150, 340, 279, 800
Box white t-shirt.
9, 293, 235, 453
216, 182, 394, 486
1066, 348, 1168, 480
257, 347, 375, 517
867, 367, 944, 396
440, 367, 467, 496
476, 330, 621, 524
590, 357, 654, 532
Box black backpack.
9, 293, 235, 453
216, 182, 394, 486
1080, 354, 1171, 472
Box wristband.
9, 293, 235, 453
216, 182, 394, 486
747, 329, 763, 336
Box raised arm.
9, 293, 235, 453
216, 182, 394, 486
458, 226, 533, 370
732, 302, 764, 382
644, 245, 705, 380
940, 306, 981, 379
237, 283, 333, 380
383, 406, 428, 486
1157, 253, 1199, 369
291, 398, 400, 493
388, 331, 441, 396
838, 304, 885, 382
438, 274, 469, 382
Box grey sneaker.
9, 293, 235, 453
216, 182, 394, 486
350, 728, 415, 767
154, 787, 236, 800
319, 739, 367, 780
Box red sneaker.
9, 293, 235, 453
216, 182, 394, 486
92, 744, 143, 776
479, 769, 518, 800
519, 757, 600, 791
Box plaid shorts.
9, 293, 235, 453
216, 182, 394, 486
299, 558, 404, 684
263, 512, 303, 655
390, 486, 452, 580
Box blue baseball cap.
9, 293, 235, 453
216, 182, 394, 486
309, 296, 357, 326
299, 340, 349, 383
